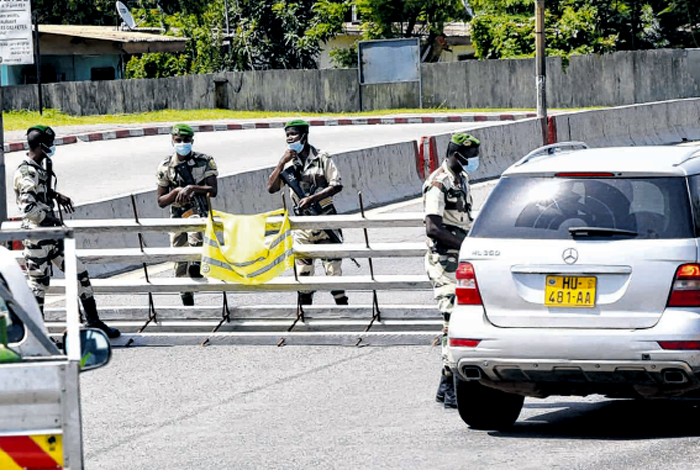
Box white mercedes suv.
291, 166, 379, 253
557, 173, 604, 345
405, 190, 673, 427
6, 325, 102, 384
448, 142, 700, 430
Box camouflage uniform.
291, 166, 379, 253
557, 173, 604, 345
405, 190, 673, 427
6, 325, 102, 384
156, 151, 218, 281
423, 160, 473, 336
281, 147, 346, 303
13, 158, 94, 312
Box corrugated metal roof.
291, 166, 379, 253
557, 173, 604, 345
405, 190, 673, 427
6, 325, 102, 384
342, 22, 470, 38
39, 25, 187, 44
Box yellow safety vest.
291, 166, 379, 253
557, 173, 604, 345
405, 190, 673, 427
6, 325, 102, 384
201, 209, 294, 284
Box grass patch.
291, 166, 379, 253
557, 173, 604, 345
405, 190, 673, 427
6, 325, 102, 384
2, 106, 600, 131
2, 108, 536, 131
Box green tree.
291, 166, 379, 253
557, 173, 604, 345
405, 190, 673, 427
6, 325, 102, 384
331, 0, 469, 67
469, 0, 700, 60
125, 0, 348, 77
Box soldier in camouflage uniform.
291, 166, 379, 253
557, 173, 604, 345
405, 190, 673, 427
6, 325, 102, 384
423, 133, 481, 408
13, 125, 120, 338
156, 124, 219, 306
267, 120, 348, 306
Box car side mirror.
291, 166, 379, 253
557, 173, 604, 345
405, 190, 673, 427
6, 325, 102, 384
62, 328, 112, 372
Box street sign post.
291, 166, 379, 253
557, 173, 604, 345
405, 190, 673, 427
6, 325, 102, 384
0, 0, 34, 223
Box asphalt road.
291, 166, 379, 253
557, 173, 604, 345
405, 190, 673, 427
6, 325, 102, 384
5, 122, 491, 213
81, 345, 700, 470
77, 192, 700, 470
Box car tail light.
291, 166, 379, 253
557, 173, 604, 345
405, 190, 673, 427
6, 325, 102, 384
456, 262, 482, 305
658, 341, 700, 350
5, 217, 22, 251
449, 338, 481, 347
667, 264, 700, 307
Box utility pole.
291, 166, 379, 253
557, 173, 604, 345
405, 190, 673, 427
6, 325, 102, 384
535, 0, 548, 145
33, 10, 43, 115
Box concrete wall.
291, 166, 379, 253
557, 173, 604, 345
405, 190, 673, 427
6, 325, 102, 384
423, 49, 700, 109
220, 69, 359, 113
66, 140, 422, 276
3, 48, 700, 115
35, 96, 700, 277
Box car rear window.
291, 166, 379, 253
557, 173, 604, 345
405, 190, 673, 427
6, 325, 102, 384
470, 176, 694, 240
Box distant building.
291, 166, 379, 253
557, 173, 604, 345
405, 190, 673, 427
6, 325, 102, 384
318, 22, 474, 69
1, 25, 187, 86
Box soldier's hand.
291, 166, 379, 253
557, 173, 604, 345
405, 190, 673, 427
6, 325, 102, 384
298, 196, 314, 210
281, 150, 296, 165
175, 186, 193, 204
56, 193, 74, 214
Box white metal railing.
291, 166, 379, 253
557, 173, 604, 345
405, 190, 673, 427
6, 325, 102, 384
4, 212, 441, 346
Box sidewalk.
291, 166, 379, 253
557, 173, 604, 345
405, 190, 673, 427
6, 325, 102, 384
3, 110, 541, 153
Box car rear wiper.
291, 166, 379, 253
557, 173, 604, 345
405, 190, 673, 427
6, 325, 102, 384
568, 227, 638, 237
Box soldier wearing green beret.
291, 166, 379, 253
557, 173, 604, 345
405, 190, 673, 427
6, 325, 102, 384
423, 132, 481, 408
156, 124, 219, 306
267, 120, 348, 306
13, 125, 120, 338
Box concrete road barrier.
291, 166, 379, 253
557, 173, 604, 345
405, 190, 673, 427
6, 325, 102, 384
45, 98, 700, 277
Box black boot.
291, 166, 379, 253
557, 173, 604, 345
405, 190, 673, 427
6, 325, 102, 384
181, 293, 195, 306
188, 262, 203, 278
443, 371, 457, 409
298, 292, 313, 305
436, 368, 451, 404
82, 297, 120, 339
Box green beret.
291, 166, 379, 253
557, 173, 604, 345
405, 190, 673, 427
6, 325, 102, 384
284, 119, 310, 131
171, 123, 194, 137
451, 133, 480, 148
27, 125, 56, 139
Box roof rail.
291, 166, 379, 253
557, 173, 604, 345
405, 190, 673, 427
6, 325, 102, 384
514, 141, 590, 167
673, 147, 700, 167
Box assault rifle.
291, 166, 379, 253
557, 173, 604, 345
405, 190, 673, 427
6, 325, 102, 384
174, 162, 209, 217
279, 164, 360, 267
279, 164, 342, 243
43, 157, 62, 225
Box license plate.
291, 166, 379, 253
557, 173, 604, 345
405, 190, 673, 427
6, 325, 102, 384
545, 275, 596, 308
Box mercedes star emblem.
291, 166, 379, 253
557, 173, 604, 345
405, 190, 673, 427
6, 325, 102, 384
563, 248, 579, 265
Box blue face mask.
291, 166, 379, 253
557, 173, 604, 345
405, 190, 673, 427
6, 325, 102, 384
464, 157, 479, 174
174, 142, 192, 156
288, 140, 304, 153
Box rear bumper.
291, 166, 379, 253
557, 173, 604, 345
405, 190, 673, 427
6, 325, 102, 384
448, 306, 700, 398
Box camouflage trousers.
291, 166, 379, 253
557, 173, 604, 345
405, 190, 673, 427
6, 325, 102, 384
171, 216, 204, 299
23, 239, 93, 313
425, 250, 459, 365
171, 226, 204, 277
294, 229, 345, 302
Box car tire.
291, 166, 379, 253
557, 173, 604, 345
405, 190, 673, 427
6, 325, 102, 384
454, 376, 524, 430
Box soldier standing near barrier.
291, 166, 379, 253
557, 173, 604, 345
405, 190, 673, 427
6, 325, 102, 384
13, 125, 120, 338
423, 133, 480, 408
266, 120, 349, 306
156, 124, 219, 306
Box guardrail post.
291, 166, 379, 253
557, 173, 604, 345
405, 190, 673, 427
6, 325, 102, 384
358, 192, 381, 340
129, 194, 158, 342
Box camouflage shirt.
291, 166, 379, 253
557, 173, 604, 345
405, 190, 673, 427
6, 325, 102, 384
423, 161, 473, 250
13, 157, 53, 227
156, 151, 218, 213
281, 147, 342, 207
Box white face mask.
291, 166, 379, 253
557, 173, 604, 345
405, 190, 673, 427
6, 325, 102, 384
174, 142, 193, 156
45, 146, 56, 158
288, 140, 304, 153
464, 156, 480, 174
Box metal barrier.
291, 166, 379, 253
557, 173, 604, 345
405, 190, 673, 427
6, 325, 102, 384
5, 210, 441, 347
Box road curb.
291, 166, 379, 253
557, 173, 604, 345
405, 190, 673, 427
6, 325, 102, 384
3, 112, 537, 153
